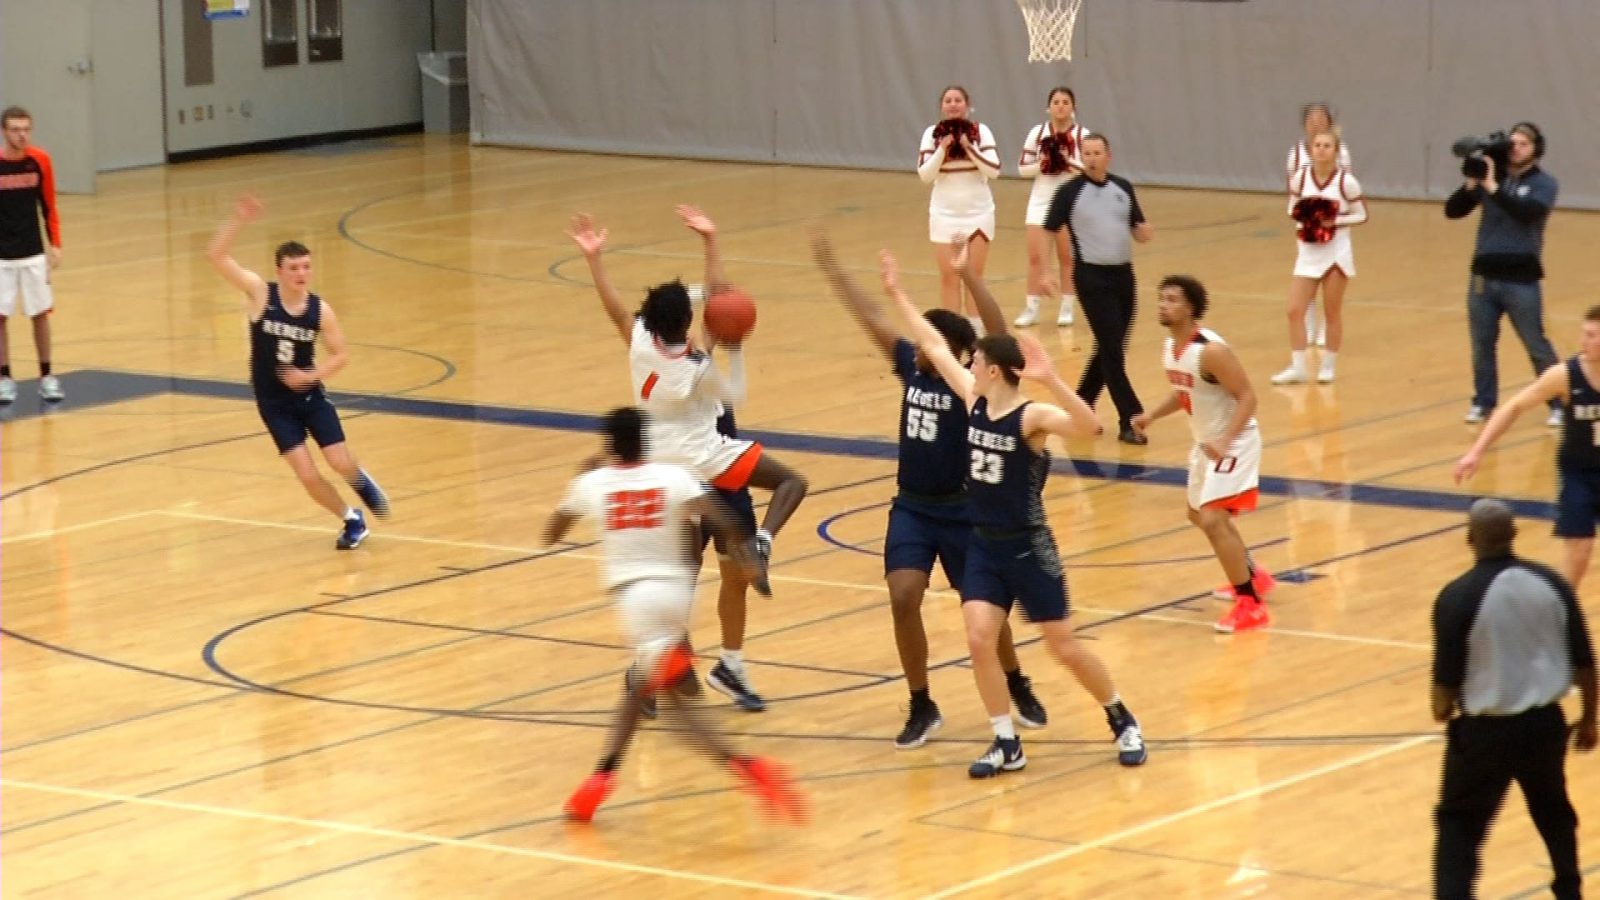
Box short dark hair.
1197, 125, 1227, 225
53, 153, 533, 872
1047, 86, 1076, 107
924, 308, 977, 361
637, 280, 693, 343
976, 334, 1024, 386
603, 407, 647, 463
1585, 304, 1600, 324
1, 107, 31, 128
1160, 275, 1209, 320
1081, 133, 1110, 153
275, 241, 311, 266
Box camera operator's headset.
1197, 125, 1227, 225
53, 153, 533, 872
1512, 122, 1546, 158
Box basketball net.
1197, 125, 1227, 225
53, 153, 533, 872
1017, 0, 1084, 63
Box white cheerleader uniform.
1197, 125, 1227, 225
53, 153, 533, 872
918, 122, 1000, 244
1288, 165, 1367, 279
1019, 121, 1089, 226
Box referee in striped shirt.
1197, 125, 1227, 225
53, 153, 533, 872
1432, 498, 1596, 900
1042, 133, 1152, 444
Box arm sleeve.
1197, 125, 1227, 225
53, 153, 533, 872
968, 124, 1001, 179
1487, 173, 1557, 225
917, 128, 944, 183
1066, 125, 1088, 171
1123, 179, 1147, 227
558, 475, 592, 518
1017, 124, 1042, 179
1557, 577, 1597, 669
697, 349, 747, 404
1285, 143, 1301, 179
1432, 582, 1472, 689
31, 148, 60, 247
1444, 185, 1483, 219
1042, 179, 1075, 233
1335, 174, 1368, 227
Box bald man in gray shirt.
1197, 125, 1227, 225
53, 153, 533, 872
1432, 499, 1596, 900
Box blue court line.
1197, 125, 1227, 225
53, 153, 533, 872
1, 368, 1558, 520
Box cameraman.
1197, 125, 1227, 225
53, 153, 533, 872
1445, 124, 1560, 426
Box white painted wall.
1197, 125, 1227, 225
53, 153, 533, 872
161, 0, 433, 155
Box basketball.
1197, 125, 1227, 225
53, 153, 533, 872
704, 288, 757, 343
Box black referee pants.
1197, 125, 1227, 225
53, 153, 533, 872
1434, 703, 1581, 900
1074, 263, 1143, 428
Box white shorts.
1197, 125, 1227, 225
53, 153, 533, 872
613, 576, 695, 666
697, 437, 760, 490
0, 255, 54, 318
1187, 428, 1262, 512
1293, 232, 1355, 280
1024, 172, 1075, 226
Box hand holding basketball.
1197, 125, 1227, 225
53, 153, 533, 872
704, 288, 757, 345
566, 214, 608, 257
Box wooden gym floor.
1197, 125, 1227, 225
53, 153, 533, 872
2, 134, 1598, 897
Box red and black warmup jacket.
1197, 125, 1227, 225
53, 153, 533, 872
0, 147, 60, 260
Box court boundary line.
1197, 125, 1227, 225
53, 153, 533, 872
922, 735, 1435, 898
0, 778, 857, 900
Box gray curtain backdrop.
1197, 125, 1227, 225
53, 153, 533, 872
468, 0, 1599, 208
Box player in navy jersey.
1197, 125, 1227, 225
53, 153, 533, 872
207, 194, 389, 549
882, 250, 1147, 777
812, 231, 1047, 750
1457, 305, 1600, 590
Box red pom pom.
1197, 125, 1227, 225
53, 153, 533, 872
704, 288, 757, 343
933, 118, 980, 161
1292, 197, 1339, 243
1037, 133, 1069, 175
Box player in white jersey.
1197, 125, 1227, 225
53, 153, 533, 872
918, 85, 1002, 319
544, 408, 805, 824
567, 206, 808, 709
1133, 276, 1275, 634
1015, 87, 1087, 329
1272, 131, 1367, 386
1286, 103, 1353, 348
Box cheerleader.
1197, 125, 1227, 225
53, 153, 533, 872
1272, 131, 1367, 385
1015, 87, 1088, 328
917, 85, 1001, 317
1286, 103, 1353, 347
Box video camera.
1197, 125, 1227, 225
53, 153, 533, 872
1451, 131, 1512, 181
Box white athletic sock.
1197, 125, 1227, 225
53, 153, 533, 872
1061, 293, 1077, 305
991, 714, 1016, 741
1290, 350, 1307, 372
721, 649, 744, 672
1025, 294, 1040, 306
1320, 351, 1338, 370
344, 506, 360, 521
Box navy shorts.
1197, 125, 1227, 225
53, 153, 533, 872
701, 484, 757, 554
960, 528, 1070, 623
258, 391, 346, 454
884, 502, 970, 591
1555, 469, 1600, 538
